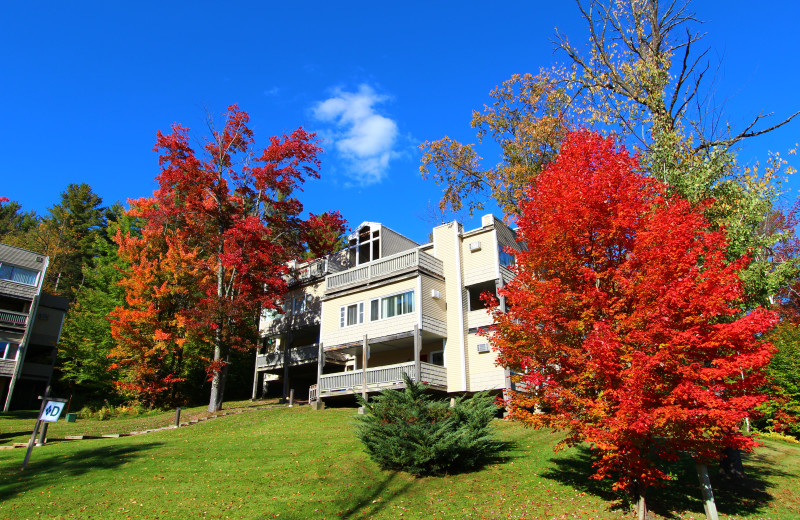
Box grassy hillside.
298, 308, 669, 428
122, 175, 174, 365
0, 404, 798, 519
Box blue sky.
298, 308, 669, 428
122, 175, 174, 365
2, 1, 798, 245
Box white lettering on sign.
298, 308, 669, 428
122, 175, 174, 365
40, 401, 66, 422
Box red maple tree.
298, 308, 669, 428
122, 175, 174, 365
490, 131, 777, 509
110, 105, 344, 411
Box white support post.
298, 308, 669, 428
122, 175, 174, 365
362, 335, 368, 401
413, 324, 420, 383
316, 342, 324, 401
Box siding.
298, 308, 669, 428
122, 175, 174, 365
0, 244, 46, 271
321, 278, 418, 348
0, 280, 37, 300
462, 228, 498, 286
432, 222, 467, 392
420, 276, 446, 323
0, 244, 46, 300
381, 227, 419, 257
466, 308, 493, 330
466, 333, 505, 391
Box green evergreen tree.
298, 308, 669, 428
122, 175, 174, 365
55, 203, 128, 402
355, 375, 500, 476
0, 198, 38, 245
39, 183, 106, 301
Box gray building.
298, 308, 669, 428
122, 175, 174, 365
0, 243, 68, 411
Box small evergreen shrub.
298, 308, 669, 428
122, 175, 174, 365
355, 374, 500, 476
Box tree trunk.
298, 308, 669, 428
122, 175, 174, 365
696, 463, 720, 520
719, 447, 746, 481
636, 481, 647, 520
208, 249, 226, 413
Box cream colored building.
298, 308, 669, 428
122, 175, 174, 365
252, 214, 519, 402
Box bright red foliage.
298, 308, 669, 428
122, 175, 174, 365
490, 131, 778, 493
109, 105, 344, 410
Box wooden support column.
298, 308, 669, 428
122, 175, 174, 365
362, 335, 368, 401
413, 324, 420, 383
316, 342, 324, 401
251, 367, 260, 400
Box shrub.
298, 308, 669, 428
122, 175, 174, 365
355, 374, 500, 476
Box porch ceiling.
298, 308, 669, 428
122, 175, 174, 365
324, 329, 443, 355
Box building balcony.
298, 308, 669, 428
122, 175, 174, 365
0, 309, 28, 330
315, 361, 447, 397
325, 249, 444, 293
260, 309, 321, 336
0, 359, 15, 377
256, 344, 347, 371
285, 258, 330, 287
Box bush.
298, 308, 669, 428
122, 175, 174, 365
355, 374, 500, 476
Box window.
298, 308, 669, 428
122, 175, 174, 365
0, 342, 19, 360
370, 290, 414, 321
429, 351, 444, 366
498, 245, 515, 268
340, 302, 364, 327
293, 294, 312, 314
347, 225, 381, 266
0, 263, 39, 286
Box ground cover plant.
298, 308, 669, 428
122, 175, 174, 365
355, 375, 500, 476
0, 403, 798, 519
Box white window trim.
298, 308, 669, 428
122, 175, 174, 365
339, 301, 365, 328
368, 289, 415, 322
0, 262, 40, 287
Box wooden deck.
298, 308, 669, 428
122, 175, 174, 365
316, 361, 447, 397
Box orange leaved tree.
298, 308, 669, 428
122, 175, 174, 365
490, 131, 777, 516
110, 105, 344, 411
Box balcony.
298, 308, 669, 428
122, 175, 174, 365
256, 344, 347, 371
325, 249, 443, 292
285, 258, 329, 287
0, 359, 15, 377
316, 361, 447, 397
0, 310, 28, 329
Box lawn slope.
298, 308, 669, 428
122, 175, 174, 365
0, 405, 798, 519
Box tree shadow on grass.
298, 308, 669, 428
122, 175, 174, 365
0, 442, 163, 502
445, 439, 517, 476
336, 440, 518, 519
0, 430, 34, 442
336, 472, 412, 519
540, 444, 787, 519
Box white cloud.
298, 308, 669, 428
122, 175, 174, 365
312, 84, 399, 186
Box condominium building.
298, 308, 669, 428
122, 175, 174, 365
253, 214, 518, 402
0, 243, 68, 411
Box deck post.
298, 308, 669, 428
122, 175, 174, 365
362, 335, 368, 401
251, 360, 260, 400
413, 324, 420, 383
316, 342, 324, 401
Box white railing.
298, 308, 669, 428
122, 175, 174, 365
0, 310, 28, 328
326, 250, 444, 290
318, 361, 447, 396
309, 384, 318, 402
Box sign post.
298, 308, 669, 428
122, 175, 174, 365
22, 397, 68, 470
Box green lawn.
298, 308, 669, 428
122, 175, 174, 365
0, 404, 798, 519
